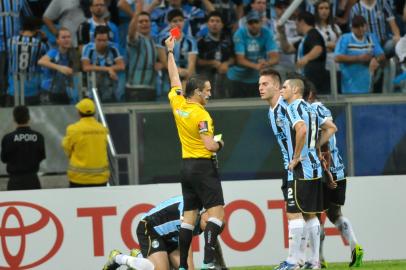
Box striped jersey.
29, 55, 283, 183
268, 96, 290, 170
7, 34, 47, 75
0, 0, 32, 51
311, 102, 345, 181
350, 0, 394, 42
77, 18, 120, 46
81, 41, 122, 66
126, 34, 156, 89
284, 99, 326, 181
141, 196, 184, 242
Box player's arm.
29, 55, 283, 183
317, 119, 337, 149
288, 121, 306, 171
165, 36, 182, 88
201, 134, 224, 152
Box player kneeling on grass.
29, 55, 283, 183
102, 195, 227, 270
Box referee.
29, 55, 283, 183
1, 106, 45, 190
165, 36, 225, 270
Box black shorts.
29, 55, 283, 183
136, 220, 178, 257
286, 178, 324, 214
281, 173, 288, 201
323, 179, 347, 207
180, 158, 224, 211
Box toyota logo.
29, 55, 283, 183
0, 201, 64, 270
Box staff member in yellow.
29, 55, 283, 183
165, 36, 225, 270
62, 98, 110, 187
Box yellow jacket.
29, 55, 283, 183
62, 117, 110, 185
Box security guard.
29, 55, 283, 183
1, 106, 46, 190
165, 36, 225, 270
62, 98, 110, 187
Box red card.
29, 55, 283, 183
170, 27, 181, 40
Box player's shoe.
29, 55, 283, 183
127, 249, 142, 270
301, 261, 321, 269
201, 262, 216, 270
102, 249, 121, 270
274, 261, 300, 270
349, 244, 364, 267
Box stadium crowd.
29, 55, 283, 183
0, 0, 405, 106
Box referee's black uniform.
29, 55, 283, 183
1, 126, 45, 190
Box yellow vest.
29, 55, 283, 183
62, 117, 110, 184
169, 87, 214, 159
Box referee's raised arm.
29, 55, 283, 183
165, 36, 182, 89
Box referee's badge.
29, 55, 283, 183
198, 121, 209, 133
152, 239, 159, 248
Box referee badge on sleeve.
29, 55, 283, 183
198, 121, 209, 133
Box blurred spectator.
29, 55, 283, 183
278, 11, 329, 94
206, 0, 243, 34
77, 0, 120, 50
270, 0, 301, 79
38, 28, 80, 104
27, 0, 51, 18
43, 0, 86, 47
1, 106, 45, 190
197, 11, 234, 98
350, 0, 400, 57
335, 15, 385, 94
6, 16, 47, 106
315, 0, 341, 72
227, 10, 279, 97
0, 0, 32, 106
81, 25, 125, 102
147, 0, 211, 38
126, 1, 158, 101
62, 98, 110, 188
157, 9, 197, 97
239, 0, 272, 29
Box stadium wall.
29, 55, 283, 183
1, 175, 405, 269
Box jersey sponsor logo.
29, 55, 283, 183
275, 132, 286, 140
198, 121, 208, 133
13, 134, 38, 142
330, 164, 344, 173
276, 117, 284, 127
176, 109, 190, 118
151, 239, 160, 249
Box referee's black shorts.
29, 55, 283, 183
180, 158, 224, 211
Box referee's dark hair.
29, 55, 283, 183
297, 11, 315, 27
259, 68, 282, 85
94, 25, 110, 39
185, 74, 209, 98
13, 106, 30, 125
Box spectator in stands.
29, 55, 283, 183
227, 10, 279, 97
270, 0, 301, 79
147, 0, 212, 38
197, 11, 234, 98
0, 0, 32, 106
62, 98, 110, 188
77, 0, 120, 50
6, 16, 47, 106
1, 106, 45, 190
205, 0, 243, 34
278, 11, 329, 94
43, 0, 86, 47
81, 25, 125, 102
239, 0, 272, 29
335, 15, 385, 94
126, 1, 158, 101
38, 28, 80, 105
315, 0, 342, 80
350, 0, 400, 57
157, 9, 197, 97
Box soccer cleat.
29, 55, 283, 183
349, 244, 364, 267
274, 261, 300, 270
102, 249, 121, 270
127, 249, 142, 270
301, 261, 321, 269
201, 262, 216, 270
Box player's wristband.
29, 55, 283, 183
168, 50, 173, 54
217, 141, 223, 152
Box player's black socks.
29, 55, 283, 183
179, 223, 194, 269
203, 219, 223, 264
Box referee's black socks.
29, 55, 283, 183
179, 222, 194, 269
203, 217, 223, 265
